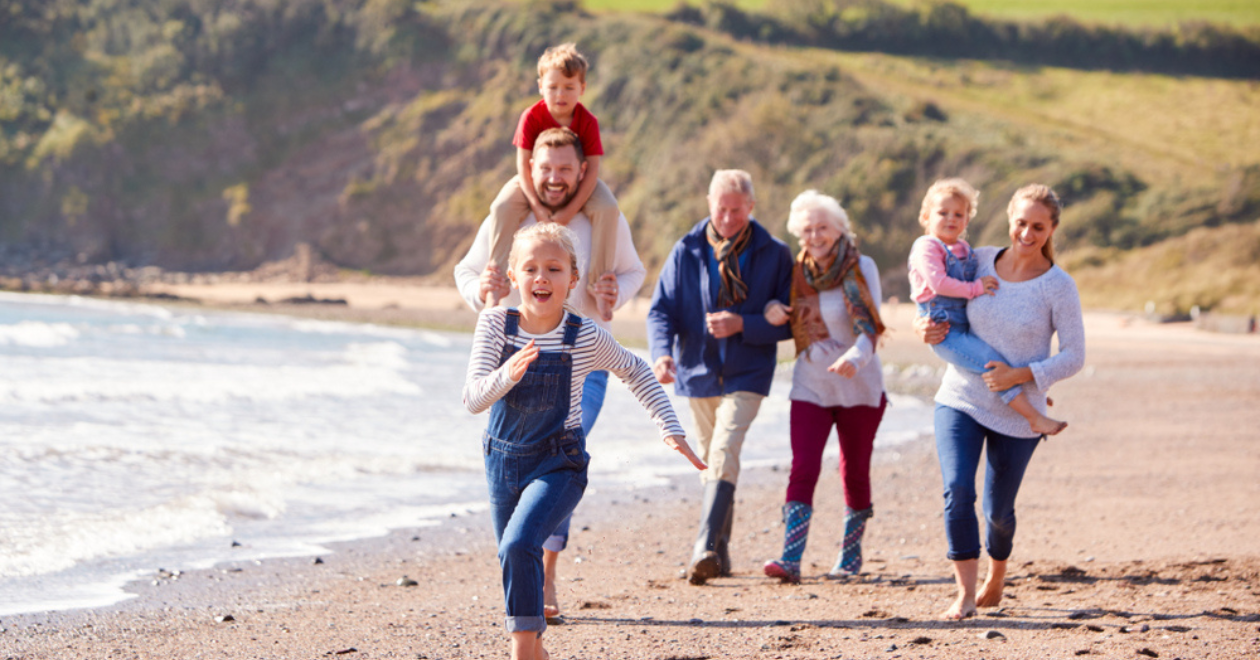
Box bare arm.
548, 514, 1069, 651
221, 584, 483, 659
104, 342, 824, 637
550, 155, 601, 226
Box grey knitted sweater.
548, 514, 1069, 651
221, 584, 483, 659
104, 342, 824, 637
935, 247, 1086, 438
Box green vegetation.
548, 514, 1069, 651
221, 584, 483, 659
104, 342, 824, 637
1, 0, 1257, 316
581, 0, 1260, 29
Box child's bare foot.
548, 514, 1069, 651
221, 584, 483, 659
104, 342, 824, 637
940, 594, 977, 620
976, 577, 1004, 607
1030, 413, 1067, 436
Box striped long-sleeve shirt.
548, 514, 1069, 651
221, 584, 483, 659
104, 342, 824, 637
463, 308, 686, 441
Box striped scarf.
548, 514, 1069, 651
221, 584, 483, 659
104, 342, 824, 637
790, 238, 886, 357
705, 220, 753, 308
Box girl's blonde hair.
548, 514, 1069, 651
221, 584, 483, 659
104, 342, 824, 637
508, 222, 581, 279
786, 189, 855, 247
918, 178, 980, 229
1007, 184, 1062, 264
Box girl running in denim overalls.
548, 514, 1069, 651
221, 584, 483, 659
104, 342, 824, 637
909, 178, 1067, 436
463, 223, 705, 660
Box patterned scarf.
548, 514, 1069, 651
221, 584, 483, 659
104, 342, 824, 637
789, 237, 886, 358
705, 220, 753, 308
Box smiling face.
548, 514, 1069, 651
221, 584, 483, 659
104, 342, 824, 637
797, 210, 842, 264
923, 192, 971, 245
530, 144, 586, 211
707, 191, 754, 239
509, 237, 578, 317
1008, 198, 1056, 260
538, 69, 585, 119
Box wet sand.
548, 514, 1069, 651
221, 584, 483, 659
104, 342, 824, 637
3, 282, 1259, 659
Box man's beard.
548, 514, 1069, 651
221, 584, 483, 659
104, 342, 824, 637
536, 182, 576, 212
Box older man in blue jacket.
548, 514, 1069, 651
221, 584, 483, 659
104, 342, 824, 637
648, 170, 793, 585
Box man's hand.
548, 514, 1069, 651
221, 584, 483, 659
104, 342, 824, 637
828, 358, 857, 378
653, 355, 677, 384
590, 272, 619, 318
505, 340, 539, 382
913, 315, 949, 345
663, 435, 707, 471
705, 311, 744, 339
980, 275, 1000, 296
764, 300, 791, 327
479, 264, 511, 307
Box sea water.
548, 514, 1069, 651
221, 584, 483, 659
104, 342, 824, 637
0, 292, 933, 616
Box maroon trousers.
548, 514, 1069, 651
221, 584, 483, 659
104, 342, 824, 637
785, 396, 887, 509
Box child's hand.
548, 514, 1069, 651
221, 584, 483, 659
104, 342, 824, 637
663, 435, 707, 471
505, 340, 539, 382
763, 300, 791, 326
981, 276, 1000, 296
529, 200, 552, 223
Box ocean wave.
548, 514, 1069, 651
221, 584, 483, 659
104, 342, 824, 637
0, 321, 80, 347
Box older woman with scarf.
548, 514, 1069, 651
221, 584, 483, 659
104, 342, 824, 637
762, 190, 888, 584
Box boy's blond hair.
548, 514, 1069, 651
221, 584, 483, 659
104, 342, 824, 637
537, 43, 589, 83
918, 178, 980, 228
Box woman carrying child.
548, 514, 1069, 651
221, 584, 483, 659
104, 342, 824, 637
761, 190, 888, 584
463, 222, 705, 660
909, 178, 1067, 436
913, 184, 1086, 620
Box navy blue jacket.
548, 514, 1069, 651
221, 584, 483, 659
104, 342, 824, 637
647, 218, 793, 398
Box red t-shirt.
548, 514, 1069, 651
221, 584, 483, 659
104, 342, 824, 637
512, 99, 604, 157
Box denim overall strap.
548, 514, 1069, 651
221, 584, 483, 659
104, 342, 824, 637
561, 312, 582, 346
921, 237, 977, 324
484, 309, 578, 448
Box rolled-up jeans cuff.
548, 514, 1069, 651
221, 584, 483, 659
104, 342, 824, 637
542, 533, 566, 553
505, 615, 546, 633
946, 549, 982, 561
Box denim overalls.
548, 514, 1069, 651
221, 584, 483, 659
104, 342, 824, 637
484, 309, 589, 634
914, 238, 1020, 404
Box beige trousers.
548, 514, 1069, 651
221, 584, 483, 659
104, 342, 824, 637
487, 175, 619, 290
687, 392, 765, 485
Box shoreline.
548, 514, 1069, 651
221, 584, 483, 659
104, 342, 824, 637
2, 284, 1259, 658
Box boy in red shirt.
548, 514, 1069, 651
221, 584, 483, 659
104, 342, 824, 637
487, 43, 621, 321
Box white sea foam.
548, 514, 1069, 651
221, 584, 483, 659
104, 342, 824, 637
0, 321, 80, 347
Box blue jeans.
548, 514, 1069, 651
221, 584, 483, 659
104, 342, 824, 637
919, 301, 1020, 405
934, 405, 1041, 561
486, 430, 589, 632
542, 369, 607, 553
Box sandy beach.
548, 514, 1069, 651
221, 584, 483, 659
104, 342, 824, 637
3, 280, 1259, 659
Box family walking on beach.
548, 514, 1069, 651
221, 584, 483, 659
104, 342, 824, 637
457, 42, 1085, 660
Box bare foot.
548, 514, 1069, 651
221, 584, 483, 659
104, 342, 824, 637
976, 576, 1004, 607
940, 594, 977, 620
1030, 414, 1068, 436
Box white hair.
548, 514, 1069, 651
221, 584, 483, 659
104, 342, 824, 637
708, 169, 755, 200
786, 189, 855, 246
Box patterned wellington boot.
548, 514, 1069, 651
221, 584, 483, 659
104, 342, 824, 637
829, 506, 873, 577
763, 501, 812, 584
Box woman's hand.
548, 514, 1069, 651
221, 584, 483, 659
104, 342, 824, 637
983, 361, 1033, 391
505, 340, 539, 381
664, 435, 708, 471
913, 315, 949, 345
764, 300, 791, 326
828, 357, 857, 378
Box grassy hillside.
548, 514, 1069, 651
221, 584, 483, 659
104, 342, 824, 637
583, 0, 1260, 28
0, 0, 1257, 315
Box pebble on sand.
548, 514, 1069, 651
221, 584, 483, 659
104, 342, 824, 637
979, 630, 1006, 640
396, 576, 419, 587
